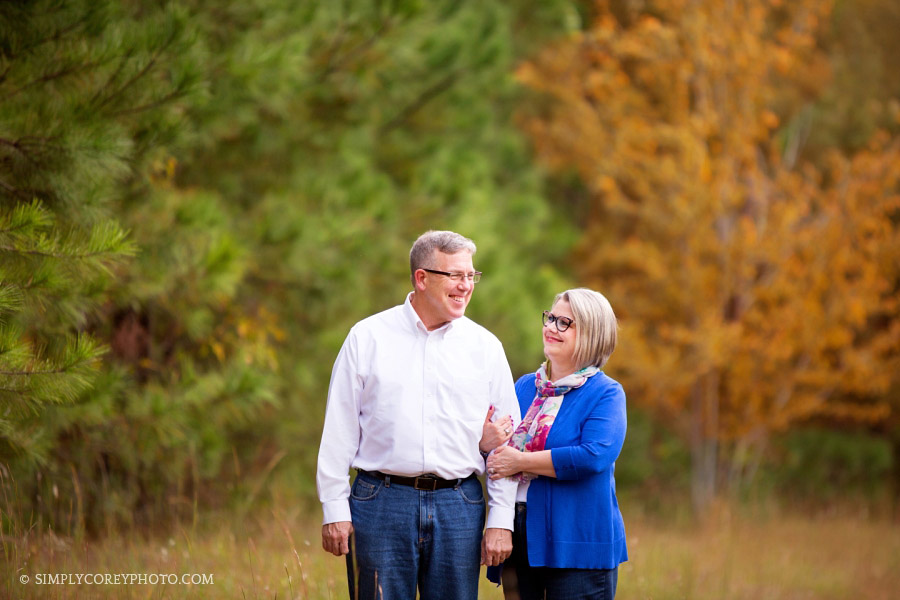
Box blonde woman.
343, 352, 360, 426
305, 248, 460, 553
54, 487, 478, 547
486, 288, 628, 600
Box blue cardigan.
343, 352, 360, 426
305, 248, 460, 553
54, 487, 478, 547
517, 371, 628, 569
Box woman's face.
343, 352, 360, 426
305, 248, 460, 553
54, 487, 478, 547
543, 298, 577, 367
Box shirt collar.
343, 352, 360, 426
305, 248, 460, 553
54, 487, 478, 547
403, 292, 456, 335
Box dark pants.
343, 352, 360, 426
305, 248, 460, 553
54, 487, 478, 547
509, 503, 618, 600
347, 470, 485, 600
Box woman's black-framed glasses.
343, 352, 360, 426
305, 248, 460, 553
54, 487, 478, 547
542, 310, 574, 332
421, 268, 482, 283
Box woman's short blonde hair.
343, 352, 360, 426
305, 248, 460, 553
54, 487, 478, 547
553, 288, 618, 370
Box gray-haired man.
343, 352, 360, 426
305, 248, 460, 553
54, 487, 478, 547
317, 230, 519, 599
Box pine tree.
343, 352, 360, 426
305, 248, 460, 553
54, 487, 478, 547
0, 0, 200, 528
4, 0, 580, 531
164, 0, 580, 495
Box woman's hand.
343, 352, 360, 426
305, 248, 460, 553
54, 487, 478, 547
480, 405, 513, 453
486, 445, 523, 480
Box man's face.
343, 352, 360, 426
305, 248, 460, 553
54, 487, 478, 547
416, 250, 476, 330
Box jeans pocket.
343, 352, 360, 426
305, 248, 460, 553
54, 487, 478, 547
350, 477, 382, 501
456, 481, 485, 505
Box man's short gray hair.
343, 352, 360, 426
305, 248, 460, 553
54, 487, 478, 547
409, 230, 477, 284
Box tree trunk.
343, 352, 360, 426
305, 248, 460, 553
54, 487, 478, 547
690, 373, 719, 515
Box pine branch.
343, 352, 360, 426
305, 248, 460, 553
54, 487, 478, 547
0, 138, 38, 168
317, 18, 392, 83
0, 245, 123, 260
111, 87, 187, 117
0, 207, 134, 262
0, 223, 28, 234
89, 48, 136, 105
0, 284, 24, 317
0, 135, 66, 153
8, 8, 92, 61
94, 29, 178, 113
0, 136, 65, 168
0, 177, 23, 197
378, 70, 461, 135
0, 199, 53, 236
1, 60, 104, 102
0, 367, 72, 376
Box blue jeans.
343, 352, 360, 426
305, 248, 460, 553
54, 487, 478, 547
348, 470, 485, 600
511, 503, 618, 600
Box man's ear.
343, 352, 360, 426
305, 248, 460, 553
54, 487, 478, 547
413, 269, 427, 291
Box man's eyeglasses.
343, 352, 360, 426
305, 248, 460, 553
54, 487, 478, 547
422, 268, 482, 283
542, 311, 574, 332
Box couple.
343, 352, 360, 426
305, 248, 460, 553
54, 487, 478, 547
316, 230, 627, 600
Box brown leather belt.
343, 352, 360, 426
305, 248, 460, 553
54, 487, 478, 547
361, 470, 471, 491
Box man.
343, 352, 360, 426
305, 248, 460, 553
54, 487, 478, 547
317, 230, 520, 600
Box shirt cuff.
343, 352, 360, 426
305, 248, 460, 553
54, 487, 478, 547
485, 505, 515, 531
322, 499, 352, 525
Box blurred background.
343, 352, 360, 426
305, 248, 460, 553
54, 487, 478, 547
2, 0, 898, 598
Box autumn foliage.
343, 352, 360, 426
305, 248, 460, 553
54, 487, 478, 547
517, 0, 900, 506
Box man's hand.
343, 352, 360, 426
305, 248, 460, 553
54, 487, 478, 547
322, 521, 354, 556
480, 405, 514, 453
480, 527, 512, 566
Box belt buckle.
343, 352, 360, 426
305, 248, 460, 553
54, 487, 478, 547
414, 477, 437, 491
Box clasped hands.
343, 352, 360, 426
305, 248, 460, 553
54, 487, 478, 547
482, 405, 524, 481
486, 445, 523, 480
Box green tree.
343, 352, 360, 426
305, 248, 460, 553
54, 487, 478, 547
4, 0, 581, 532
165, 0, 579, 497
0, 1, 195, 465
0, 1, 260, 532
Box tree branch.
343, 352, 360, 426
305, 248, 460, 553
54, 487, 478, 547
0, 245, 122, 260
1, 60, 102, 102
110, 87, 186, 117
0, 368, 70, 376
378, 71, 460, 135
12, 9, 92, 60
90, 48, 135, 105
317, 19, 392, 82
0, 177, 28, 199
94, 28, 179, 113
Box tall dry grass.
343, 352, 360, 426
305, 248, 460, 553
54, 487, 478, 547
619, 500, 900, 600
3, 481, 898, 599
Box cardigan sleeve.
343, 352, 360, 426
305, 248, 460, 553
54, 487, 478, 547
550, 379, 626, 481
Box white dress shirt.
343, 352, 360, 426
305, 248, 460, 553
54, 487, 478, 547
316, 293, 520, 530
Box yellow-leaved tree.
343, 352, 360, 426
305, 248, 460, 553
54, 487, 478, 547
518, 0, 900, 510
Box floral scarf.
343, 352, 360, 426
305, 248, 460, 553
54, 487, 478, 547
507, 361, 599, 482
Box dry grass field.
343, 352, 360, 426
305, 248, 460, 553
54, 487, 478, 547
5, 498, 899, 599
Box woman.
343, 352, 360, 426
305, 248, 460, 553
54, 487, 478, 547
486, 288, 627, 600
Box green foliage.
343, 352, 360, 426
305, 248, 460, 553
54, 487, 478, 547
616, 407, 692, 499
798, 0, 900, 159
0, 0, 259, 532
0, 0, 199, 464
769, 428, 893, 501
1, 0, 896, 536
2, 0, 580, 532
167, 0, 577, 498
